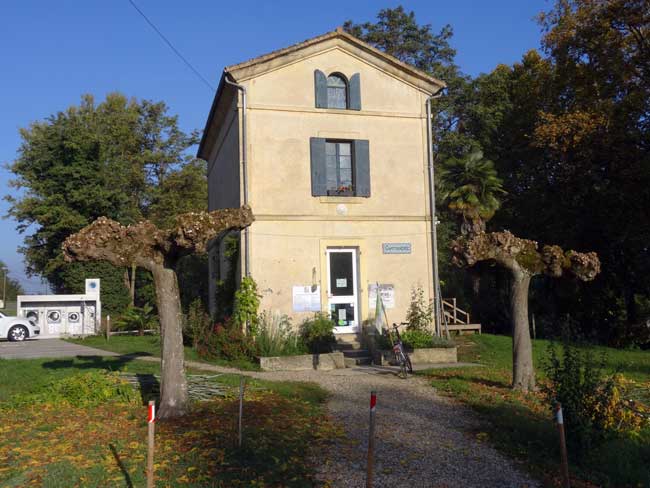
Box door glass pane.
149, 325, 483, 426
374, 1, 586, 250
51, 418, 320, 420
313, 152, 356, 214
329, 251, 353, 296
330, 303, 355, 327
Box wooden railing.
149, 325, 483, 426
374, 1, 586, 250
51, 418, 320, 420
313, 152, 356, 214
441, 298, 481, 334
442, 298, 471, 325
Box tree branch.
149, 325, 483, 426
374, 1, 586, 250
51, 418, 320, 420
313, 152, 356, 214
62, 205, 255, 271
452, 230, 601, 280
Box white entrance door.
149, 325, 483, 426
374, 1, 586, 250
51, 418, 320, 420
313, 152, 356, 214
326, 248, 359, 333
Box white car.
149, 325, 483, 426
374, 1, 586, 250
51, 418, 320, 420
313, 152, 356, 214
0, 311, 40, 341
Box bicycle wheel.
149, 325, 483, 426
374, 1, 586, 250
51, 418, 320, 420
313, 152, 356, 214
405, 354, 413, 374
399, 360, 408, 379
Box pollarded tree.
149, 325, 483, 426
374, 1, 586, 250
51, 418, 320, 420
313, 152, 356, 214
452, 231, 600, 392
62, 206, 254, 418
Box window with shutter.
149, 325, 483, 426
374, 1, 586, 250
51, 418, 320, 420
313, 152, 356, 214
314, 71, 361, 110
310, 138, 371, 197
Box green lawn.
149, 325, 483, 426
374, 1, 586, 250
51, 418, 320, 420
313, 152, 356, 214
0, 355, 334, 487
68, 335, 259, 371
422, 334, 650, 487
0, 356, 161, 403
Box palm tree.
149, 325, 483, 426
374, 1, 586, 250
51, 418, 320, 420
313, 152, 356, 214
439, 150, 505, 236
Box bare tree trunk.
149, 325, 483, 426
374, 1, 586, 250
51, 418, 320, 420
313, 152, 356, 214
130, 263, 136, 308
510, 265, 535, 392
151, 265, 188, 418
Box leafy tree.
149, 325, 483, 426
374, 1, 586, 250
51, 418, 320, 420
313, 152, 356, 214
5, 93, 206, 312
58, 261, 130, 316
63, 206, 254, 418
439, 150, 505, 236
0, 260, 24, 303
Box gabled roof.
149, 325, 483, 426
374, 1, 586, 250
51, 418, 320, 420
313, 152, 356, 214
225, 28, 445, 88
197, 28, 446, 159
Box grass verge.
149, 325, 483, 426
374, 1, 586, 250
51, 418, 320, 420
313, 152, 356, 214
420, 333, 650, 487
0, 356, 336, 487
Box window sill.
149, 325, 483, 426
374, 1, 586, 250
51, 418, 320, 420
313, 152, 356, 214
319, 196, 364, 204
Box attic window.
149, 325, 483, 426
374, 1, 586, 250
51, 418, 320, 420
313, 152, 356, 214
314, 70, 361, 110
327, 74, 347, 109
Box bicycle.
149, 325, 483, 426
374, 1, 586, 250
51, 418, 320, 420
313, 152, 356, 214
390, 322, 413, 379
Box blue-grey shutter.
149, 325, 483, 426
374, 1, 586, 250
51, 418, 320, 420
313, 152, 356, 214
314, 70, 328, 108
354, 139, 370, 197
349, 73, 361, 110
310, 137, 327, 196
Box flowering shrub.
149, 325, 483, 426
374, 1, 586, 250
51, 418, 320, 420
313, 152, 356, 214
543, 341, 650, 457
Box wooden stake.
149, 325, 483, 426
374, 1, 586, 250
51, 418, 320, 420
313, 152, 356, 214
556, 403, 570, 488
238, 375, 245, 448
366, 390, 377, 488
147, 400, 155, 488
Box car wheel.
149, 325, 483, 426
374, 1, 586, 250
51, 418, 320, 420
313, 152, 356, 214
8, 325, 28, 342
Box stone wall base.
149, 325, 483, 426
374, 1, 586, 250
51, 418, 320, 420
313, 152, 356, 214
259, 352, 345, 371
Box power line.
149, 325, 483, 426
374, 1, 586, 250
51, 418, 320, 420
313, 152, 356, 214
127, 0, 215, 92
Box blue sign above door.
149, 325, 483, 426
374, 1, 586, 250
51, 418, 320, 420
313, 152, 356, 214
382, 243, 412, 254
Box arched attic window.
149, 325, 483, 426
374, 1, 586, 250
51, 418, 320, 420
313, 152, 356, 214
327, 73, 348, 109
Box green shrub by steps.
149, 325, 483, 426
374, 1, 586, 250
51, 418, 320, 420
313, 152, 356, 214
5, 371, 138, 409
257, 311, 307, 357
300, 313, 336, 354
378, 329, 455, 350
197, 322, 258, 362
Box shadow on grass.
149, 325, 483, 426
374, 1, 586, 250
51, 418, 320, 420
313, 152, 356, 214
109, 444, 133, 488
40, 355, 137, 371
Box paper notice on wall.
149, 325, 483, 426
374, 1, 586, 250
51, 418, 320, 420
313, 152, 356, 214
368, 283, 395, 309
336, 278, 347, 288
292, 286, 321, 312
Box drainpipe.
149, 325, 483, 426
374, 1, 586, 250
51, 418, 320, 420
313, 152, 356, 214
426, 87, 445, 337
224, 76, 250, 277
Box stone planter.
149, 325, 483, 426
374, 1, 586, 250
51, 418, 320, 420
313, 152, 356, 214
259, 352, 345, 372
376, 346, 457, 366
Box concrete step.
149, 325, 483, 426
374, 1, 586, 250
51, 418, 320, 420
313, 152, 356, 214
344, 355, 373, 367
341, 349, 371, 358
335, 333, 363, 350
340, 348, 373, 367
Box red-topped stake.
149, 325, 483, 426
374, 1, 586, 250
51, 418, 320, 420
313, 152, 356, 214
147, 400, 156, 488
555, 403, 570, 488
147, 402, 156, 423
366, 391, 377, 488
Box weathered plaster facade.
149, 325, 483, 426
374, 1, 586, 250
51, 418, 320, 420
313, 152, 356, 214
199, 30, 445, 333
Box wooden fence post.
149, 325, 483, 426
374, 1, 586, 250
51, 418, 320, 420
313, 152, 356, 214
366, 390, 377, 488
147, 400, 155, 488
556, 403, 570, 488
238, 375, 245, 448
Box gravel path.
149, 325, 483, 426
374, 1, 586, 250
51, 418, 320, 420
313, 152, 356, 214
257, 366, 538, 488
96, 355, 538, 487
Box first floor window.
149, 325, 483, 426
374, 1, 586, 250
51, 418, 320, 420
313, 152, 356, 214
325, 141, 354, 195
310, 137, 370, 197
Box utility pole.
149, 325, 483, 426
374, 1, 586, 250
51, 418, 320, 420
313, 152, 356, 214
1, 267, 7, 309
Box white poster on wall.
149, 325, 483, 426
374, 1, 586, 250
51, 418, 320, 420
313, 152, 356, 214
292, 286, 321, 312
368, 283, 395, 309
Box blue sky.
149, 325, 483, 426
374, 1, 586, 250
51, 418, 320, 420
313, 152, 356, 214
0, 0, 549, 292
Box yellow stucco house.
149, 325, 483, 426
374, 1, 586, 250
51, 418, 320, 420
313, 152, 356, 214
198, 29, 445, 337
